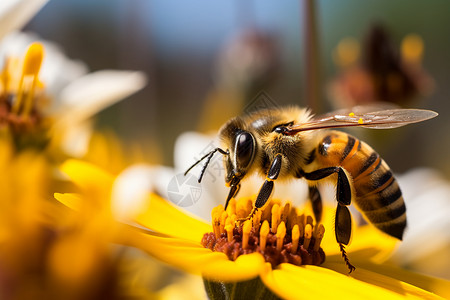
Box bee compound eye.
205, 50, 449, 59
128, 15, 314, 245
235, 132, 255, 169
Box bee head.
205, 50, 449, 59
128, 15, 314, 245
219, 118, 257, 187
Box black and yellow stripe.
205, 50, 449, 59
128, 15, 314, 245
312, 130, 406, 240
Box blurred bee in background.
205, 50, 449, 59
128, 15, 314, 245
185, 104, 437, 272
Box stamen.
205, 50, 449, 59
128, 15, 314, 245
242, 220, 252, 249
288, 206, 297, 229
313, 224, 325, 252
226, 198, 236, 216
260, 220, 269, 251
280, 202, 291, 224
219, 211, 228, 234
271, 204, 280, 233
252, 209, 262, 231
12, 43, 44, 116
202, 198, 326, 268
229, 214, 237, 225
211, 207, 218, 238
225, 218, 234, 242
304, 224, 312, 249
276, 221, 286, 251
291, 224, 300, 253
298, 212, 306, 228
236, 198, 251, 218
213, 205, 224, 239
22, 43, 44, 76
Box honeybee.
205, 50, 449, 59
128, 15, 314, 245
185, 104, 437, 272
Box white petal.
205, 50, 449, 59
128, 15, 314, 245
173, 131, 229, 219
0, 0, 48, 41
391, 168, 450, 278
60, 119, 93, 158
0, 31, 89, 102
111, 164, 175, 222
57, 70, 147, 124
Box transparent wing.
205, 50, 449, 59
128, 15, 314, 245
285, 107, 438, 134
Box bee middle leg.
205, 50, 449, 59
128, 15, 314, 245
308, 186, 323, 223
237, 154, 283, 223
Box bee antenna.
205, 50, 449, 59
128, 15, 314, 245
184, 148, 228, 183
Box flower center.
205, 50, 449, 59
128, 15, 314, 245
201, 197, 326, 268
0, 43, 47, 134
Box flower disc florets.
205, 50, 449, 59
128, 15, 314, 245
201, 197, 326, 268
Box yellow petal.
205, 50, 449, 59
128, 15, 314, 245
261, 263, 443, 300
320, 205, 398, 261
60, 159, 115, 191
201, 252, 266, 282
324, 258, 450, 299
54, 192, 82, 211
118, 226, 265, 282
134, 193, 211, 243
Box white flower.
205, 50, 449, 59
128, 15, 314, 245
0, 0, 49, 41
0, 31, 147, 156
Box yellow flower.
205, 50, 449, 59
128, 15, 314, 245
56, 159, 450, 300
0, 140, 123, 299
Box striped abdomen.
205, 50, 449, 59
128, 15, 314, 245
308, 130, 406, 240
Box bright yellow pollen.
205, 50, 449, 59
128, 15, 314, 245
12, 43, 45, 116
260, 220, 270, 251
242, 220, 252, 249
349, 112, 355, 117
226, 198, 236, 216
358, 118, 364, 124
276, 221, 286, 251
271, 204, 280, 233
22, 43, 44, 76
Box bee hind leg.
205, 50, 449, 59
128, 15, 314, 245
301, 166, 355, 272
335, 204, 355, 273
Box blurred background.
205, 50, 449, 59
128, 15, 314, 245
25, 0, 450, 176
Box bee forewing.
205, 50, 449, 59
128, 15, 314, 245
355, 109, 439, 129
288, 109, 438, 132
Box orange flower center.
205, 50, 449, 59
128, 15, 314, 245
201, 197, 326, 268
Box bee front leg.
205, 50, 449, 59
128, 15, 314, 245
225, 183, 241, 210
238, 154, 283, 223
